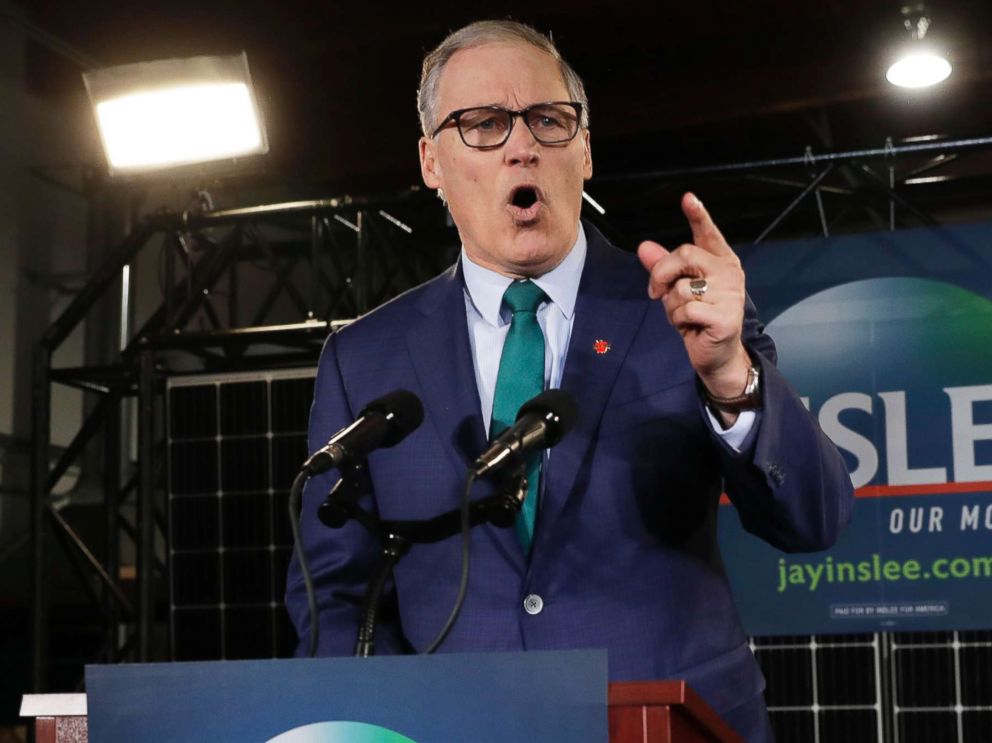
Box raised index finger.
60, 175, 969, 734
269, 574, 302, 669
682, 192, 733, 257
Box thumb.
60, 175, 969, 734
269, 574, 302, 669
637, 240, 669, 273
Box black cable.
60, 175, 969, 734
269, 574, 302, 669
288, 469, 319, 657
422, 470, 476, 654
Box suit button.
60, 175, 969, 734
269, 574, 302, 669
523, 594, 544, 615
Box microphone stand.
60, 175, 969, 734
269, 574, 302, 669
354, 533, 410, 657
318, 464, 527, 657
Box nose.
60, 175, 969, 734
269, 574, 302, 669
503, 115, 540, 167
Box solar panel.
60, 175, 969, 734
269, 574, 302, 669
757, 630, 992, 741
167, 369, 313, 661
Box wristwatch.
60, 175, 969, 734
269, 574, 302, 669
702, 362, 762, 414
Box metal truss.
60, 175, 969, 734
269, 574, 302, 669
29, 189, 457, 691
29, 134, 992, 693
591, 135, 992, 245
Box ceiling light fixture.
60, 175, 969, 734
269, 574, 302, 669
83, 53, 268, 175
886, 4, 952, 88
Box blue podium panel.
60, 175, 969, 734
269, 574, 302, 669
85, 649, 607, 743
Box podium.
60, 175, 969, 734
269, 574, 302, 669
24, 680, 743, 743
609, 681, 744, 742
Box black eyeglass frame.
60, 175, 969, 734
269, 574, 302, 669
429, 101, 584, 148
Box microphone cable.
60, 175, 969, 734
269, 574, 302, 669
422, 470, 477, 654
288, 469, 319, 657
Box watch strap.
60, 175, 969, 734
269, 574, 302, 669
702, 362, 762, 413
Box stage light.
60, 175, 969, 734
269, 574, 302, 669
83, 53, 268, 175
886, 4, 951, 89
886, 52, 951, 88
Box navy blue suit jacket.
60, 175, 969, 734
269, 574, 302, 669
286, 222, 853, 737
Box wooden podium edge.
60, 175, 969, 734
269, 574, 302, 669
608, 680, 746, 743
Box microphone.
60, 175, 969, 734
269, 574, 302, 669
303, 389, 424, 475
473, 389, 578, 477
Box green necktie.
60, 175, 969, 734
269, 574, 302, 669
491, 280, 548, 553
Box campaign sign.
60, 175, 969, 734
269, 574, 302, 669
720, 222, 992, 635
85, 650, 607, 742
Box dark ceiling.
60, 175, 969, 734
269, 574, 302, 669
15, 0, 992, 240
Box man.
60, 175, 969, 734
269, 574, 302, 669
287, 20, 853, 742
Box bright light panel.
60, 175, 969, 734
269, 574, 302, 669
886, 51, 952, 88
96, 82, 262, 170
84, 53, 268, 174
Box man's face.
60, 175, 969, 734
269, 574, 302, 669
419, 41, 593, 278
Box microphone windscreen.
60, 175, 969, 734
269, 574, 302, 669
517, 389, 578, 447
361, 389, 425, 446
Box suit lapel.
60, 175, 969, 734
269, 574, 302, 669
405, 261, 527, 572
537, 225, 650, 547
406, 262, 488, 479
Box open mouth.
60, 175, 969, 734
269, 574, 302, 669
512, 186, 538, 209
508, 185, 542, 222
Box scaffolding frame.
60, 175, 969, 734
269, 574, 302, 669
28, 188, 454, 690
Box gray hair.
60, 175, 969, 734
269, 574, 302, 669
417, 20, 590, 137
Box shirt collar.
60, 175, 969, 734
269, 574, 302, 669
461, 223, 587, 327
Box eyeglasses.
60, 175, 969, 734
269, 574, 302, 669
430, 101, 583, 149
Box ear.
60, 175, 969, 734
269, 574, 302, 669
581, 129, 593, 180
419, 136, 443, 190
